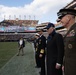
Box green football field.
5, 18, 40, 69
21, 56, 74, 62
0, 42, 18, 69
0, 42, 40, 75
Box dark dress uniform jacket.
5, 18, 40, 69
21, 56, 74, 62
46, 32, 64, 75
37, 35, 46, 57
34, 38, 41, 67
37, 35, 46, 75
64, 23, 76, 75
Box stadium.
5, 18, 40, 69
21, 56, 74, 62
0, 0, 76, 75
0, 18, 39, 41
0, 0, 76, 42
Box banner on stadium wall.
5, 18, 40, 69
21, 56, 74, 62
0, 26, 36, 32
0, 26, 5, 32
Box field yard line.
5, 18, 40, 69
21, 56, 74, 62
0, 43, 40, 75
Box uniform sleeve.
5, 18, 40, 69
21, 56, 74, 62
40, 36, 46, 54
56, 34, 64, 64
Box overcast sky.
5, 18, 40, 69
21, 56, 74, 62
0, 0, 73, 24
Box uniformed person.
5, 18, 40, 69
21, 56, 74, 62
34, 33, 41, 68
34, 33, 40, 51
57, 8, 76, 75
37, 29, 46, 75
45, 23, 64, 75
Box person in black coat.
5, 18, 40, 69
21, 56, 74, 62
17, 37, 25, 56
45, 23, 64, 75
37, 29, 46, 75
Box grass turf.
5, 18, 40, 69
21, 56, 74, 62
0, 42, 18, 69
0, 42, 39, 75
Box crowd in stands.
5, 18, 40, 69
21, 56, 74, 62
0, 19, 38, 26
0, 33, 35, 42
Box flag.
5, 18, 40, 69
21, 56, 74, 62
14, 15, 16, 19
19, 15, 21, 20
29, 15, 31, 20
9, 15, 11, 20
4, 15, 6, 20
24, 15, 26, 20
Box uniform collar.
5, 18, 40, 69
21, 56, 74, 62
40, 34, 43, 37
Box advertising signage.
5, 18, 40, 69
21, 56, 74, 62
0, 26, 36, 32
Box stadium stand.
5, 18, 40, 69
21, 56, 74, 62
0, 19, 39, 26
0, 19, 39, 41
